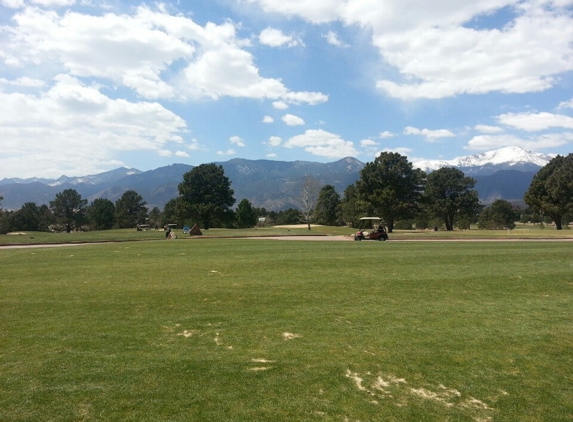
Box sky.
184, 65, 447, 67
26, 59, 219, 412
1, 0, 573, 179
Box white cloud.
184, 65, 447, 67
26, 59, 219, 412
558, 98, 573, 109
246, 0, 342, 24
3, 5, 327, 105
268, 136, 282, 146
497, 112, 573, 131
0, 74, 188, 178
217, 149, 237, 156
266, 153, 278, 158
323, 30, 348, 48
283, 91, 328, 105
175, 150, 190, 157
284, 129, 359, 158
158, 150, 173, 157
360, 139, 378, 147
282, 113, 305, 126
249, 0, 573, 100
466, 133, 573, 151
475, 124, 504, 133
0, 77, 46, 87
187, 139, 203, 151
1, 0, 25, 8
273, 101, 289, 110
230, 135, 246, 147
379, 131, 394, 139
259, 27, 303, 47
380, 147, 414, 157
262, 115, 274, 123
404, 126, 455, 141
32, 0, 76, 6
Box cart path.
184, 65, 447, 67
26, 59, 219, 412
2, 235, 573, 249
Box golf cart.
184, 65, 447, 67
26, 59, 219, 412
354, 217, 388, 241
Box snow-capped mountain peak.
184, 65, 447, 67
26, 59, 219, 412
414, 146, 552, 175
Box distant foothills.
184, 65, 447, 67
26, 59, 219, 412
0, 146, 552, 211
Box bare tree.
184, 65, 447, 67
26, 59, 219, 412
297, 175, 321, 230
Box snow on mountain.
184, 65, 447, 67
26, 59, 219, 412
414, 146, 552, 175
47, 168, 142, 187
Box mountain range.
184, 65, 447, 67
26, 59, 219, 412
0, 147, 552, 211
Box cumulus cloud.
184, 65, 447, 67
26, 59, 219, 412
379, 131, 394, 139
475, 124, 504, 133
282, 113, 305, 126
259, 27, 304, 47
382, 147, 414, 156
323, 30, 348, 47
0, 77, 46, 87
558, 98, 573, 109
360, 139, 378, 147
268, 136, 282, 146
0, 74, 187, 178
2, 0, 75, 6
2, 5, 327, 105
404, 126, 455, 141
284, 129, 359, 158
230, 135, 246, 147
217, 149, 236, 156
175, 150, 190, 157
246, 0, 342, 24
262, 115, 274, 123
497, 112, 573, 131
1, 0, 25, 8
187, 139, 203, 151
273, 101, 289, 109
248, 0, 573, 100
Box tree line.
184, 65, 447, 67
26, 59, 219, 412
1, 152, 571, 233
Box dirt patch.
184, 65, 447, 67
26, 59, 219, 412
346, 370, 496, 421
282, 332, 302, 340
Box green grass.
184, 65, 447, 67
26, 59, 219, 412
1, 239, 572, 421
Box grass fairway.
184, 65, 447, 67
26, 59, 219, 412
1, 239, 572, 421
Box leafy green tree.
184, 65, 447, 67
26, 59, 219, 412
50, 191, 86, 231
478, 199, 520, 229
339, 184, 371, 228
0, 197, 10, 234
87, 198, 115, 230
38, 204, 54, 231
235, 198, 257, 228
162, 197, 190, 227
148, 207, 162, 229
314, 185, 341, 226
269, 208, 303, 225
524, 154, 573, 230
115, 190, 148, 229
50, 189, 88, 233
423, 167, 481, 231
356, 152, 425, 233
178, 164, 235, 230
11, 202, 42, 231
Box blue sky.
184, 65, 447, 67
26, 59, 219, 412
1, 0, 572, 179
